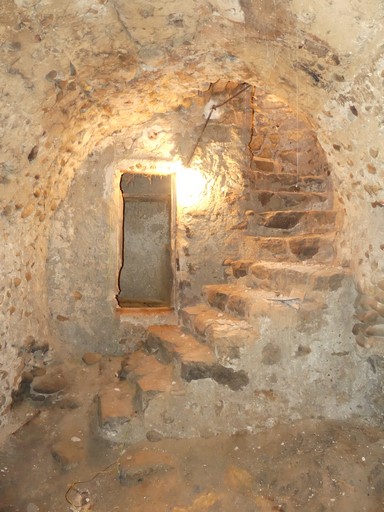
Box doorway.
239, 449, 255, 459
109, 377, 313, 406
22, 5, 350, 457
117, 173, 174, 308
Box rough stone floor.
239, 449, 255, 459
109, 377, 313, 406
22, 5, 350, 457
0, 353, 383, 512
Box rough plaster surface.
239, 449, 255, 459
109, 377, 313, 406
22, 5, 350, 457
1, 0, 384, 424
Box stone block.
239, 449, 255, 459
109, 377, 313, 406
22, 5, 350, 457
251, 157, 280, 172
98, 384, 137, 430
51, 440, 85, 471
146, 325, 215, 366
82, 352, 102, 365
31, 371, 67, 395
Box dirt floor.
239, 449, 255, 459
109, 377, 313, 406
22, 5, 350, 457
0, 353, 383, 512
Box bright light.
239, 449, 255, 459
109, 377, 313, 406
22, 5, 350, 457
175, 166, 207, 208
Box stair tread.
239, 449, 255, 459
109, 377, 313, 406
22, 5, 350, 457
226, 259, 350, 278
252, 208, 336, 215
229, 260, 348, 274
122, 352, 176, 394
203, 283, 304, 304
250, 189, 328, 198
147, 325, 215, 365
183, 304, 251, 333
98, 381, 137, 426
245, 231, 336, 240
248, 170, 327, 180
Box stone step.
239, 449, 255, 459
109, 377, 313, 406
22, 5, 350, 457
120, 351, 182, 410
202, 284, 315, 325
249, 262, 350, 294
250, 156, 328, 176
246, 210, 337, 236
98, 380, 142, 439
243, 190, 329, 212
223, 260, 350, 292
146, 325, 249, 391
181, 304, 254, 362
241, 232, 336, 263
246, 170, 328, 192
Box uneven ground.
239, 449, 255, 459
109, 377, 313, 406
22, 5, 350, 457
0, 353, 383, 512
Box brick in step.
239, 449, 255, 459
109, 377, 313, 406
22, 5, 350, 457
246, 170, 327, 192
120, 351, 182, 410
245, 190, 329, 212
146, 325, 249, 391
98, 381, 138, 432
119, 448, 176, 486
246, 210, 337, 236
182, 304, 254, 361
242, 232, 335, 263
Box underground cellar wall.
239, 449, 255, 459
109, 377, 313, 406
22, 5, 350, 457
1, 0, 384, 427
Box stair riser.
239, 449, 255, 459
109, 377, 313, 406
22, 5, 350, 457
246, 211, 336, 236
249, 269, 348, 295
251, 157, 328, 177
246, 173, 327, 192
180, 310, 209, 339
181, 307, 254, 364
242, 235, 335, 264
145, 335, 175, 365
243, 191, 329, 212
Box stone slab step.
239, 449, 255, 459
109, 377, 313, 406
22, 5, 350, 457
202, 284, 313, 325
98, 381, 139, 432
223, 260, 350, 293
243, 190, 329, 212
250, 156, 327, 176
146, 325, 216, 366
249, 261, 351, 294
146, 325, 249, 391
246, 210, 337, 236
181, 304, 254, 362
241, 232, 336, 263
246, 170, 327, 192
120, 351, 182, 410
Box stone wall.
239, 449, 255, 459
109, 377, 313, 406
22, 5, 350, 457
1, 0, 384, 424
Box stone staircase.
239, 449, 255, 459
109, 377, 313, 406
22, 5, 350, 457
97, 157, 357, 444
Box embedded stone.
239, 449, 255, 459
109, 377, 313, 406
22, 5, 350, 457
252, 157, 277, 172
146, 430, 164, 442
231, 260, 254, 278
32, 371, 67, 394
365, 324, 384, 337
82, 352, 102, 365
356, 310, 379, 324
262, 343, 282, 365
289, 236, 320, 260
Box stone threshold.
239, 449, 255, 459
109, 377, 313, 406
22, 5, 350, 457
117, 306, 178, 326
